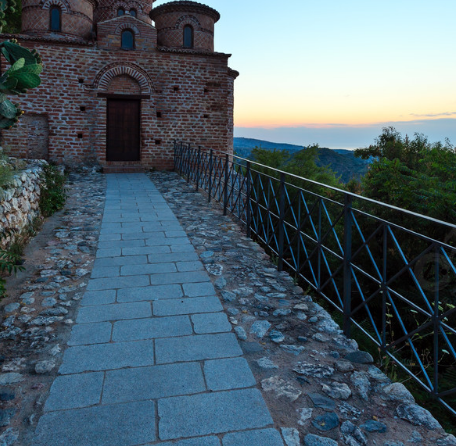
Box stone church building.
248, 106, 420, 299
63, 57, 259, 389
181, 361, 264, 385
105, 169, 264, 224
1, 0, 238, 171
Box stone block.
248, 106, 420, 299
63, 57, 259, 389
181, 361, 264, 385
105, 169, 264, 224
44, 372, 104, 411
155, 333, 242, 364
59, 340, 154, 374
80, 290, 116, 306
112, 315, 192, 342
183, 282, 216, 297
153, 296, 222, 316
191, 313, 232, 334
103, 362, 205, 404
204, 357, 256, 391
77, 302, 151, 323
33, 401, 156, 446
149, 271, 210, 286
222, 429, 284, 446
68, 322, 112, 346
117, 285, 183, 303
158, 388, 273, 440
86, 275, 150, 291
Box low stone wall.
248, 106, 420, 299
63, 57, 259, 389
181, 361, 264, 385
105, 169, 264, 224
0, 159, 47, 249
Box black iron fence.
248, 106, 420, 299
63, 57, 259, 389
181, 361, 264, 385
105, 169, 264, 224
173, 141, 456, 416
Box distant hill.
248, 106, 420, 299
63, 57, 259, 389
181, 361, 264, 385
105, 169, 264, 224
233, 137, 370, 183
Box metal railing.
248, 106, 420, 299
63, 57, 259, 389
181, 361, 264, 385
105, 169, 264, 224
173, 141, 456, 416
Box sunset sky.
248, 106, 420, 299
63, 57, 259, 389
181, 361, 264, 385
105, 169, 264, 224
153, 0, 456, 149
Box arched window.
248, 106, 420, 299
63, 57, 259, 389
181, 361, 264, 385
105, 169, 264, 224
121, 29, 135, 50
117, 7, 125, 16
183, 25, 193, 49
129, 9, 137, 17
50, 6, 62, 32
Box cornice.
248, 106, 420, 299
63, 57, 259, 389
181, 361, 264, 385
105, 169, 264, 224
157, 45, 229, 58
0, 33, 93, 46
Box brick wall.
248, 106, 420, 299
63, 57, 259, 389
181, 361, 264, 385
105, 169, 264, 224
2, 42, 237, 170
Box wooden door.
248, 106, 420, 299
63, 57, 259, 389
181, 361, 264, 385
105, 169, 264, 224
107, 99, 140, 161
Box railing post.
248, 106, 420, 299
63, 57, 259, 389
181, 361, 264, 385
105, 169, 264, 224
223, 153, 229, 216
179, 142, 184, 175
186, 144, 191, 183
208, 149, 213, 203
433, 245, 440, 396
343, 194, 353, 337
196, 146, 201, 192
277, 172, 286, 271
246, 161, 251, 238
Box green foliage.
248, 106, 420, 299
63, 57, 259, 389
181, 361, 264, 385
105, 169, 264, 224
39, 164, 67, 217
0, 229, 24, 299
0, 148, 14, 189
0, 39, 42, 129
250, 144, 341, 191
1, 0, 21, 34
354, 127, 456, 235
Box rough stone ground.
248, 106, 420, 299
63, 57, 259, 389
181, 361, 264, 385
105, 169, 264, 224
0, 170, 105, 446
0, 170, 454, 446
149, 171, 456, 446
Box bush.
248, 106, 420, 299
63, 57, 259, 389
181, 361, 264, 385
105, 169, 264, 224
39, 163, 66, 217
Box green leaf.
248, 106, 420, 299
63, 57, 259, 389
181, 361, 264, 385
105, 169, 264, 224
10, 57, 25, 72
0, 99, 18, 119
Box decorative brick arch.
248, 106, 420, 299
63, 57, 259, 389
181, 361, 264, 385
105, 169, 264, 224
115, 22, 140, 35
175, 15, 201, 30
42, 0, 71, 12
93, 63, 152, 94
113, 1, 144, 14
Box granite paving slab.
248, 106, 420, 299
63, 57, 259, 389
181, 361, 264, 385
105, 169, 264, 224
32, 174, 279, 446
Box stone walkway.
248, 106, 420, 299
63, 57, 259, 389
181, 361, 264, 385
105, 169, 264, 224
32, 174, 284, 446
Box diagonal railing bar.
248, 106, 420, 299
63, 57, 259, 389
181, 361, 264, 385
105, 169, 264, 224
173, 140, 456, 416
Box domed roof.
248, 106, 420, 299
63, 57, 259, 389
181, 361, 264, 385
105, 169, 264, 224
150, 1, 220, 23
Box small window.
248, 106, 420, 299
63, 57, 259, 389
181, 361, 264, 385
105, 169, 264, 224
117, 7, 125, 16
183, 25, 193, 49
121, 29, 134, 50
130, 9, 137, 17
50, 6, 62, 32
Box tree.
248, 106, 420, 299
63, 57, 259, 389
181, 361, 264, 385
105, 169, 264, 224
354, 127, 456, 227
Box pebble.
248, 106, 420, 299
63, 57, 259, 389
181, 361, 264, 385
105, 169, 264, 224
297, 407, 313, 425
304, 434, 338, 446
250, 320, 271, 338
396, 404, 442, 430
273, 309, 291, 317
214, 277, 226, 289
221, 291, 236, 302
261, 376, 302, 401
308, 393, 336, 410
0, 373, 23, 385
350, 371, 370, 400
4, 303, 20, 313
281, 427, 300, 446
294, 363, 334, 378
345, 351, 374, 364
311, 412, 340, 431
382, 383, 415, 404
234, 326, 247, 340
361, 419, 388, 433
280, 345, 305, 355
35, 360, 56, 374
41, 297, 57, 308
321, 382, 352, 400
256, 357, 279, 369
269, 329, 285, 343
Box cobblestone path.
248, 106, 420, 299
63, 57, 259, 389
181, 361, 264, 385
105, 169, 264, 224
32, 174, 284, 446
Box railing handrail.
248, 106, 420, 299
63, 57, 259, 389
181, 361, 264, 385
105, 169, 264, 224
176, 141, 456, 232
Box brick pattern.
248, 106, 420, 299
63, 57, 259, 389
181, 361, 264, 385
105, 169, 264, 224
2, 42, 235, 170
107, 75, 141, 94
4, 0, 236, 170
94, 0, 153, 25
154, 10, 214, 51
22, 0, 94, 40
97, 16, 157, 51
